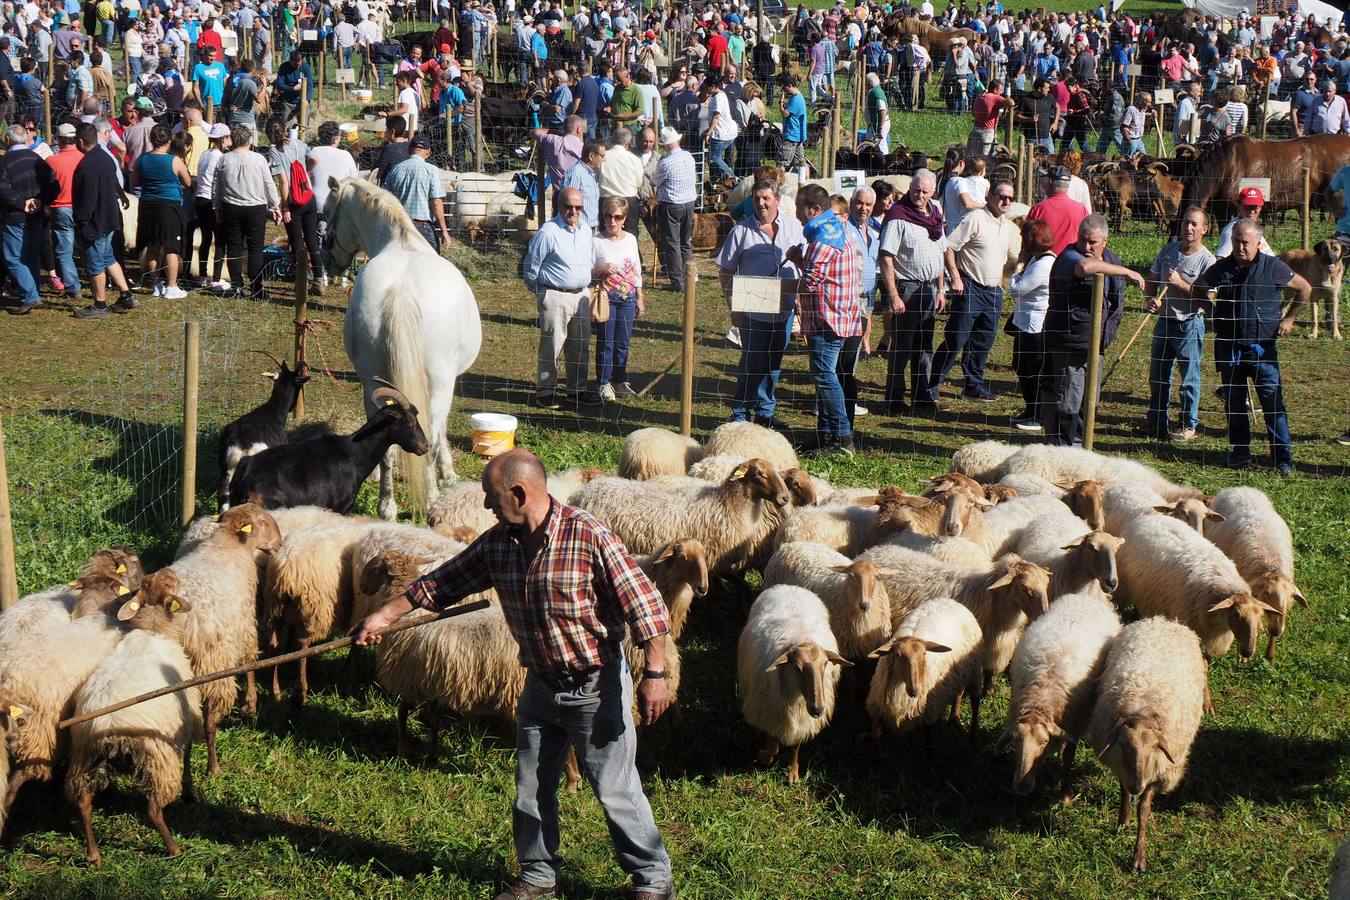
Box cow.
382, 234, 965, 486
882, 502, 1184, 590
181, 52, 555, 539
640, 200, 735, 254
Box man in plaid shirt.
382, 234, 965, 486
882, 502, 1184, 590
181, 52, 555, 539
788, 183, 863, 457
355, 449, 675, 900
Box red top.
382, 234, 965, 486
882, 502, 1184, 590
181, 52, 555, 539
708, 32, 729, 69
798, 230, 864, 338
197, 28, 224, 54
971, 92, 1006, 129
1027, 194, 1089, 253
47, 145, 83, 208
408, 502, 669, 677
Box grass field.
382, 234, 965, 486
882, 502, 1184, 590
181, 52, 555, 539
2, 7, 1349, 895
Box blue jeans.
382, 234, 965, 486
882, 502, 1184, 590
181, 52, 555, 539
1218, 349, 1292, 468
931, 281, 1001, 396
1031, 135, 1056, 155
594, 290, 636, 386
513, 659, 672, 892
129, 55, 143, 79
807, 330, 852, 440
3, 219, 42, 305
1147, 315, 1204, 433
709, 138, 735, 181
340, 46, 353, 69
1124, 137, 1145, 157
731, 312, 793, 421
1096, 125, 1125, 155
50, 207, 82, 295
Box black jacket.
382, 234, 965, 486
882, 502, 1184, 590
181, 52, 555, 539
0, 147, 55, 225
72, 146, 122, 239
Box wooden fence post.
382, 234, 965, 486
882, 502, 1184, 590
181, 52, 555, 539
180, 322, 200, 529
299, 76, 309, 133
680, 263, 698, 437
293, 251, 309, 420
474, 90, 483, 171
1302, 166, 1311, 252
1083, 275, 1104, 451
852, 57, 863, 148
829, 86, 841, 177
536, 145, 547, 229
0, 418, 17, 610
318, 53, 326, 116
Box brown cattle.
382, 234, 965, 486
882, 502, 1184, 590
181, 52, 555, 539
639, 201, 735, 254
1176, 134, 1350, 228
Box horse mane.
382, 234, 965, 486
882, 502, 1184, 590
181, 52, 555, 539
342, 176, 427, 250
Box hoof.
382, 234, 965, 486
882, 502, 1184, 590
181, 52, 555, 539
87, 854, 103, 869
207, 761, 221, 777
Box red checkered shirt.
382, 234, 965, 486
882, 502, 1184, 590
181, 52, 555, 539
406, 501, 669, 678
797, 232, 864, 338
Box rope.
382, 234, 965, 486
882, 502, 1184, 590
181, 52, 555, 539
295, 317, 354, 391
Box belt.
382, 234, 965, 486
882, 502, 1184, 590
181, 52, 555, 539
538, 283, 588, 293
535, 665, 602, 692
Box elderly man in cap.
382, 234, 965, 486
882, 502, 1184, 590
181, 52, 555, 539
651, 125, 697, 292
1215, 186, 1273, 258
1027, 165, 1088, 253
383, 134, 451, 249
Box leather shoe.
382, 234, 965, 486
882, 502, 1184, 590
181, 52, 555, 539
756, 414, 791, 433
494, 880, 556, 900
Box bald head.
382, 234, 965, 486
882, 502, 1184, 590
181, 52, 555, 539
482, 449, 550, 529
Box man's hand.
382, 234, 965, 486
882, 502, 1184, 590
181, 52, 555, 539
22, 198, 37, 214
1126, 270, 1147, 292
936, 289, 947, 313
948, 272, 964, 295
637, 675, 670, 725
1146, 296, 1162, 314
352, 605, 400, 646
888, 293, 906, 315
1277, 314, 1296, 337
439, 226, 451, 245
282, 209, 292, 224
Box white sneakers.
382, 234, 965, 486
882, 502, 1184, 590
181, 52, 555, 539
600, 383, 617, 402
162, 285, 187, 300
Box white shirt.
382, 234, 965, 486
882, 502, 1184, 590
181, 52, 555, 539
1215, 217, 1273, 258
308, 144, 359, 208
1010, 252, 1054, 332
397, 86, 419, 135
196, 146, 224, 199
709, 90, 738, 142
1067, 175, 1092, 213
598, 146, 644, 198
592, 231, 642, 286
942, 175, 984, 235
357, 18, 381, 45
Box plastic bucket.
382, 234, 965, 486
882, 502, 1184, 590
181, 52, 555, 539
470, 413, 518, 457
339, 122, 359, 144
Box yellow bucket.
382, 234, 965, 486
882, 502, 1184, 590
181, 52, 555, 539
470, 413, 518, 458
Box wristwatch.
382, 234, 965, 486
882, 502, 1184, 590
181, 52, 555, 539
641, 668, 667, 679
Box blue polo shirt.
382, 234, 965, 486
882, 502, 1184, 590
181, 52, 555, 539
783, 91, 807, 142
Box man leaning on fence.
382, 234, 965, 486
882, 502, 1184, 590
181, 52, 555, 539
1191, 220, 1311, 475
383, 134, 451, 250
354, 448, 676, 900
524, 186, 601, 410
1040, 214, 1145, 447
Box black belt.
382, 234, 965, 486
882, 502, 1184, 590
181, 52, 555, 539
535, 665, 602, 692
539, 283, 588, 293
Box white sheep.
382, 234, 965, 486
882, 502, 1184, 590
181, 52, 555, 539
1116, 514, 1278, 662
1206, 487, 1304, 662
64, 629, 205, 868
117, 503, 282, 776
619, 428, 705, 479
1012, 512, 1123, 601
176, 504, 349, 557
704, 421, 799, 472
1090, 616, 1206, 873
881, 531, 992, 569
0, 574, 131, 815
865, 598, 983, 742
773, 503, 879, 557
1007, 591, 1122, 799
855, 543, 1051, 690
737, 584, 850, 784
425, 467, 606, 536
950, 440, 1019, 483
571, 459, 791, 575
1100, 481, 1219, 537
961, 493, 1068, 557
763, 542, 893, 662
997, 444, 1203, 502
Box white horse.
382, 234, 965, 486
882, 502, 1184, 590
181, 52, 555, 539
324, 176, 482, 520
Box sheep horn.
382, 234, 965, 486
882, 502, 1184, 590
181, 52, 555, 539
249, 349, 288, 369
370, 377, 412, 409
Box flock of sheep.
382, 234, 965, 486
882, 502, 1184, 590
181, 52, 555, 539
0, 422, 1332, 879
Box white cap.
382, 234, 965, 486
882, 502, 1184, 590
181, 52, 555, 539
659, 125, 681, 145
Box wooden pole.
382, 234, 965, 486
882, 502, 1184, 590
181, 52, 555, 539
0, 419, 17, 611
206, 96, 215, 125
1259, 80, 1270, 141
679, 262, 697, 437
474, 89, 483, 171
830, 86, 841, 177
299, 75, 309, 133
293, 247, 309, 419
318, 52, 326, 116
57, 599, 494, 730
1301, 166, 1311, 251
1083, 274, 1104, 451
852, 56, 863, 149
536, 144, 547, 229
1004, 93, 1014, 150
179, 322, 200, 529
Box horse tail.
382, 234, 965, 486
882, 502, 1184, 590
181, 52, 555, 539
383, 281, 434, 517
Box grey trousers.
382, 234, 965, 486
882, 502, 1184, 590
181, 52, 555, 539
536, 288, 592, 396
514, 659, 672, 892
1041, 348, 1099, 447
656, 201, 694, 290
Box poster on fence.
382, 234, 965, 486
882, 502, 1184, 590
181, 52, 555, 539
731, 276, 784, 315
336, 68, 356, 84
1238, 177, 1272, 200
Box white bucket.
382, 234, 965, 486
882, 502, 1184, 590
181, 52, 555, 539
470, 413, 518, 458
353, 88, 373, 103
339, 122, 359, 144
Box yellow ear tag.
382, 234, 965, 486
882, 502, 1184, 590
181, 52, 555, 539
239, 524, 253, 534
116, 563, 127, 574
169, 599, 181, 613
117, 585, 130, 596
69, 581, 80, 587
385, 398, 395, 406
7, 705, 21, 720
730, 465, 748, 480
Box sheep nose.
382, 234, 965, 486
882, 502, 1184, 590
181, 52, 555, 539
1013, 777, 1035, 797
808, 704, 824, 717
858, 602, 870, 614
1103, 577, 1119, 592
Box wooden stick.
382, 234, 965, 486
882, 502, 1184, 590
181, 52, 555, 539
57, 600, 492, 730
1101, 310, 1152, 387
637, 307, 730, 399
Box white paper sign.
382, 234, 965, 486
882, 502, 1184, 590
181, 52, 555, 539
336, 68, 357, 84
302, 29, 319, 41
1153, 88, 1174, 106
1125, 64, 1143, 77
731, 276, 783, 314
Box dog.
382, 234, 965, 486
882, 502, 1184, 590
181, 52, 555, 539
1278, 239, 1345, 340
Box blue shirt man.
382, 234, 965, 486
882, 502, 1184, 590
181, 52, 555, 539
782, 85, 808, 143
575, 72, 601, 129
547, 81, 571, 127
531, 30, 548, 63
560, 143, 603, 228
192, 48, 228, 104
439, 80, 466, 123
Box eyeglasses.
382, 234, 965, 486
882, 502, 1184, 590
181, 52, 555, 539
605, 214, 626, 220
995, 194, 1014, 202
563, 205, 584, 211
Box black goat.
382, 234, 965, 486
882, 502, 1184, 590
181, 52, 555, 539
218, 351, 310, 511
226, 380, 429, 514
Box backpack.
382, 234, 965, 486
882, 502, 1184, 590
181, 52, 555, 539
288, 158, 314, 206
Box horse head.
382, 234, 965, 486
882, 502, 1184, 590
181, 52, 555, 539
323, 176, 366, 274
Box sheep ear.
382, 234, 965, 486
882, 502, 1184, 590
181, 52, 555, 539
1060, 535, 1087, 550
765, 651, 792, 672
866, 639, 896, 660
652, 544, 677, 565
1052, 481, 1075, 490
168, 595, 192, 614
987, 571, 1016, 589
856, 495, 882, 507
728, 464, 749, 481
1255, 599, 1283, 616
1152, 504, 1176, 514
827, 564, 852, 574
1156, 737, 1177, 765
973, 495, 995, 509
921, 641, 952, 654
872, 566, 900, 577
1293, 589, 1308, 608
1206, 596, 1237, 613
1205, 510, 1226, 522
116, 598, 141, 621
825, 650, 853, 668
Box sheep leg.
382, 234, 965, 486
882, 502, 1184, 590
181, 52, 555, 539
564, 746, 581, 794
1308, 300, 1320, 339
76, 788, 102, 868
1117, 785, 1131, 827
4, 765, 37, 812
787, 744, 801, 785
949, 688, 964, 727
206, 713, 222, 777
269, 622, 287, 701
293, 637, 312, 707
1132, 784, 1155, 873
982, 669, 995, 697
426, 706, 442, 765
758, 735, 780, 767
146, 797, 182, 857
396, 701, 413, 758
181, 745, 196, 804
1058, 741, 1077, 805
378, 447, 398, 521
1264, 632, 1279, 662
970, 685, 982, 746
243, 670, 257, 722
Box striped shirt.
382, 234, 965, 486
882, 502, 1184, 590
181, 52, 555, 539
653, 146, 697, 204
383, 154, 445, 222
879, 217, 947, 283
407, 502, 670, 677
798, 232, 863, 338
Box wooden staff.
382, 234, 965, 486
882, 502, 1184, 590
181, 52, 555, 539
57, 600, 492, 730
1102, 280, 1165, 387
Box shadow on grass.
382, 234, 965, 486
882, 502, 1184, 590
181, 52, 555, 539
1180, 728, 1349, 808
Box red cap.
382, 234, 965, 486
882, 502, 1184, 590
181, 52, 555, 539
1239, 186, 1265, 206
644, 29, 657, 38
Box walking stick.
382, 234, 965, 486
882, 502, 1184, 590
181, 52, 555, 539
57, 600, 492, 730
1102, 279, 1162, 389
636, 308, 732, 399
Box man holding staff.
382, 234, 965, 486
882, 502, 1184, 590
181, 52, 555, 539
354, 448, 676, 900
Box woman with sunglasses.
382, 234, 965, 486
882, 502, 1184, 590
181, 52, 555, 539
592, 196, 645, 401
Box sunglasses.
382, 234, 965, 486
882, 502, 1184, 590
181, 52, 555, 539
563, 205, 584, 211
995, 195, 1014, 202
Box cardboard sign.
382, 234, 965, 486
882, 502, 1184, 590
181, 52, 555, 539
731, 276, 784, 315
1153, 88, 1174, 106
336, 68, 357, 84
834, 170, 867, 198
1125, 63, 1142, 77
302, 29, 319, 41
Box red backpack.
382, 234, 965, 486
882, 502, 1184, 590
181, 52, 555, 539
288, 159, 314, 207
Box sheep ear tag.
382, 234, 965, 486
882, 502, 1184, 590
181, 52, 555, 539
68, 581, 80, 588
116, 563, 127, 574
169, 598, 181, 613
239, 524, 253, 534
385, 398, 395, 406
730, 465, 749, 480
7, 705, 22, 721
117, 585, 131, 596
116, 599, 141, 621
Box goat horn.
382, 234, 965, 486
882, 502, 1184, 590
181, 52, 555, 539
370, 377, 412, 408
249, 349, 288, 369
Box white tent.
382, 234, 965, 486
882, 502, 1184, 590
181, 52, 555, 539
1182, 0, 1344, 27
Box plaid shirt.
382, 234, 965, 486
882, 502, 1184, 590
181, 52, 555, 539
382, 154, 445, 222
797, 232, 863, 338
406, 502, 669, 678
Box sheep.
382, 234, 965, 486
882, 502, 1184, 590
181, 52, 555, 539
425, 467, 606, 536
870, 488, 949, 541
1101, 481, 1221, 537
855, 544, 1051, 690
635, 539, 709, 640
547, 467, 608, 505
79, 547, 145, 592
865, 598, 983, 743
1012, 513, 1123, 601
1090, 616, 1206, 873
773, 503, 880, 557
1206, 487, 1304, 662
618, 428, 705, 479
704, 421, 799, 472
217, 352, 309, 510
570, 458, 791, 575
882, 531, 992, 569
960, 494, 1067, 557
737, 584, 851, 784
176, 504, 352, 558
1116, 514, 1279, 662
262, 517, 378, 704
950, 440, 1019, 483
763, 542, 893, 662
1333, 837, 1350, 900
996, 444, 1203, 502
0, 699, 22, 837
689, 453, 836, 505
117, 503, 282, 776
997, 472, 1067, 498
65, 628, 205, 868
1007, 591, 1122, 799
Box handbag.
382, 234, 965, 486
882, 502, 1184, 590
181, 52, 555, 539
589, 286, 610, 324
